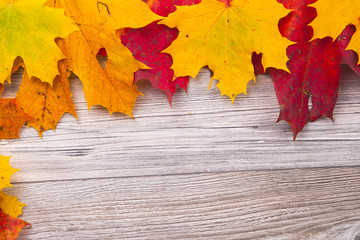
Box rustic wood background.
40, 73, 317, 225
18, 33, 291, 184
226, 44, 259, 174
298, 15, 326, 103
2, 65, 360, 239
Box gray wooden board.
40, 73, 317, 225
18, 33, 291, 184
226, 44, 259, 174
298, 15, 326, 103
1, 66, 360, 182
8, 167, 360, 240
1, 65, 360, 239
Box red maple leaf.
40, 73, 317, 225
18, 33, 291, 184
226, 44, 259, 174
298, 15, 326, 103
144, 0, 201, 17
278, 0, 317, 9
252, 1, 316, 74
252, 53, 264, 76
336, 25, 360, 76
121, 22, 189, 106
269, 33, 350, 139
269, 1, 360, 139
98, 1, 203, 106
278, 6, 316, 43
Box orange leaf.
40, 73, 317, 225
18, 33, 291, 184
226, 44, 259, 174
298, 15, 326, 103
0, 209, 30, 240
0, 99, 32, 139
56, 36, 141, 116
17, 60, 77, 137
47, 0, 159, 115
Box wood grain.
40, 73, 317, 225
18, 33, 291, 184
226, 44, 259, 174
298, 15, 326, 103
8, 167, 360, 240
1, 65, 360, 239
1, 66, 360, 182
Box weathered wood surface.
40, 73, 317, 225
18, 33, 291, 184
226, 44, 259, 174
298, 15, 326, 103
1, 65, 360, 239
9, 167, 360, 239
1, 66, 360, 182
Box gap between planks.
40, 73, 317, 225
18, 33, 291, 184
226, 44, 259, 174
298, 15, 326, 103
9, 165, 360, 185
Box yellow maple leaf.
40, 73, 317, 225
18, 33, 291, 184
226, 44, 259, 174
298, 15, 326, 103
0, 155, 25, 218
0, 156, 17, 190
16, 60, 77, 137
0, 0, 77, 84
46, 0, 160, 115
311, 0, 360, 59
161, 0, 291, 102
0, 191, 25, 218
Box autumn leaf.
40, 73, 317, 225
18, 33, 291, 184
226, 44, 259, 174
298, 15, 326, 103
0, 156, 17, 191
310, 0, 360, 59
2, 57, 24, 88
145, 0, 201, 17
47, 0, 160, 115
337, 25, 360, 76
161, 0, 292, 102
344, 49, 360, 76
252, 53, 264, 76
0, 155, 29, 239
252, 1, 316, 75
269, 35, 346, 139
278, 0, 317, 9
16, 61, 76, 137
0, 192, 25, 218
278, 6, 316, 42
0, 209, 29, 240
0, 155, 25, 218
0, 0, 77, 85
269, 2, 359, 139
121, 22, 189, 105
0, 99, 32, 139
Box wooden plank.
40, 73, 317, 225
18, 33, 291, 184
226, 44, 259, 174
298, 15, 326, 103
9, 167, 360, 240
1, 66, 360, 182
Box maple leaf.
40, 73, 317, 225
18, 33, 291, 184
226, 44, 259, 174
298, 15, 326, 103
252, 53, 264, 76
121, 22, 189, 105
278, 0, 317, 9
0, 0, 77, 85
278, 6, 316, 42
46, 0, 160, 115
269, 36, 345, 139
252, 2, 316, 75
0, 156, 17, 190
0, 209, 29, 240
0, 99, 32, 139
1, 57, 24, 88
0, 155, 26, 219
310, 0, 360, 59
268, 2, 359, 139
145, 0, 201, 17
16, 60, 77, 137
161, 0, 292, 102
337, 25, 360, 76
0, 192, 25, 218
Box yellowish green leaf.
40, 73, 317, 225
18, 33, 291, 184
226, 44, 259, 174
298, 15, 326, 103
0, 0, 78, 84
